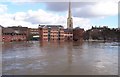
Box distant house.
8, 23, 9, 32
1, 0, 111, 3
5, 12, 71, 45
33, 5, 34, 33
84, 26, 120, 41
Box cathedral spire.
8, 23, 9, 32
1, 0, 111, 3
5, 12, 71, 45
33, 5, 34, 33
67, 1, 73, 29
68, 2, 71, 18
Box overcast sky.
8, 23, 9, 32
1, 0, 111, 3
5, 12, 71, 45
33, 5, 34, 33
0, 0, 118, 30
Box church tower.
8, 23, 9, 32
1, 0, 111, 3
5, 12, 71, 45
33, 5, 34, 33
67, 2, 73, 29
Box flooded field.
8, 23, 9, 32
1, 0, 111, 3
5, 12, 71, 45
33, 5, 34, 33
2, 41, 118, 75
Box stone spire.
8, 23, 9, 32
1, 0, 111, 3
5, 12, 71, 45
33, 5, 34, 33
67, 1, 73, 29
68, 2, 71, 18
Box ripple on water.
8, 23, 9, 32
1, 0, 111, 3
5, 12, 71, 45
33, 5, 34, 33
2, 41, 118, 75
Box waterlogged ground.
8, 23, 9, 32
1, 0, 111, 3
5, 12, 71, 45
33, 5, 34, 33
2, 41, 118, 75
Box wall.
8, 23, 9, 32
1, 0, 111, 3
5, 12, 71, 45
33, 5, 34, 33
2, 34, 26, 42
0, 26, 2, 42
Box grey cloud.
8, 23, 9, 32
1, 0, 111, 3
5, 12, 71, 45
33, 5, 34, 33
45, 2, 96, 12
44, 2, 68, 12
44, 2, 98, 18
72, 5, 99, 18
44, 2, 118, 18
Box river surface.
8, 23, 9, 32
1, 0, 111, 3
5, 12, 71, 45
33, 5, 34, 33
2, 41, 118, 75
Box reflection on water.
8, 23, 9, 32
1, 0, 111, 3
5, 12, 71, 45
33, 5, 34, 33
2, 41, 118, 75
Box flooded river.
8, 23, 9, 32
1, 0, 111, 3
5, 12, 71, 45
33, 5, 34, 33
2, 41, 118, 75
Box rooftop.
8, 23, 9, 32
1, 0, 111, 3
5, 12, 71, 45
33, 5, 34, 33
39, 25, 64, 29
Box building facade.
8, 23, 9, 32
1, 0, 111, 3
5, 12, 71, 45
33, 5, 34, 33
28, 28, 39, 40
64, 29, 73, 41
28, 28, 39, 35
2, 26, 29, 42
39, 25, 64, 41
0, 25, 2, 42
73, 27, 84, 41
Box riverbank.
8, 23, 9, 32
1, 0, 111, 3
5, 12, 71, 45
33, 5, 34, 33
84, 39, 120, 42
1, 39, 120, 44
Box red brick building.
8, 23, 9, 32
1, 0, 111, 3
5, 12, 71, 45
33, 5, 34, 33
2, 26, 29, 42
39, 25, 64, 41
27, 28, 39, 40
0, 25, 2, 42
28, 28, 39, 35
73, 27, 84, 41
39, 24, 85, 42
64, 29, 73, 41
